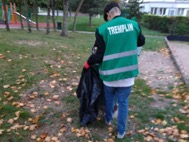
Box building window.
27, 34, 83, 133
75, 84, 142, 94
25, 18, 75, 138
178, 8, 184, 16
168, 10, 175, 16
187, 10, 189, 16
151, 8, 154, 14
154, 8, 157, 14
160, 8, 166, 15
163, 8, 166, 15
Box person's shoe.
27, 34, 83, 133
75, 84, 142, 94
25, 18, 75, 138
112, 106, 118, 118
117, 132, 125, 139
105, 118, 112, 126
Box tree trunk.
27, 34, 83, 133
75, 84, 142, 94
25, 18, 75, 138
24, 0, 32, 33
46, 0, 51, 34
19, 2, 24, 30
72, 0, 84, 32
56, 3, 59, 16
52, 0, 57, 32
89, 14, 92, 27
61, 0, 69, 36
2, 0, 10, 31
33, 0, 39, 30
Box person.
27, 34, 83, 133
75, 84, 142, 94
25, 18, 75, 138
83, 1, 144, 139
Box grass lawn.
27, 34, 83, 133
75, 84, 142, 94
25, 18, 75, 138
0, 29, 189, 142
30, 15, 168, 37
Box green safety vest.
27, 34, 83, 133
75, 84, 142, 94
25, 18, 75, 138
98, 16, 140, 81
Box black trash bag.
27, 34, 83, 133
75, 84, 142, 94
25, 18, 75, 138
76, 66, 103, 127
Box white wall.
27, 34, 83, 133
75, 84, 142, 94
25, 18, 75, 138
140, 0, 189, 16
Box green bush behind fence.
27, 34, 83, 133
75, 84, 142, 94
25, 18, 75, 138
142, 15, 189, 36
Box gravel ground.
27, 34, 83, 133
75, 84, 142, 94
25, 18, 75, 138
138, 49, 183, 91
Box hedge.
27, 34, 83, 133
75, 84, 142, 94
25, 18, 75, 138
142, 15, 189, 36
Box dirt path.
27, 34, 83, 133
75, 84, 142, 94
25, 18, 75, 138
138, 49, 183, 91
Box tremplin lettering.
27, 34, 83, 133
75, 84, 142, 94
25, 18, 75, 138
107, 23, 134, 35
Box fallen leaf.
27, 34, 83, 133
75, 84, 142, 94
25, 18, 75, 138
0, 129, 4, 135
40, 132, 48, 139
52, 95, 59, 100
31, 134, 37, 140
44, 136, 51, 142
29, 125, 36, 131
15, 111, 21, 117
44, 92, 50, 96
0, 54, 5, 59
30, 109, 36, 113
58, 132, 63, 136
180, 134, 189, 139
3, 85, 10, 89
108, 127, 113, 132
66, 86, 73, 91
7, 119, 14, 124
0, 119, 3, 126
67, 117, 72, 123
43, 106, 48, 109
106, 138, 115, 142
51, 136, 58, 141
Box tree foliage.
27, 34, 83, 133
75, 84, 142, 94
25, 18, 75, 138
79, 0, 109, 26
80, 0, 108, 16
124, 0, 144, 20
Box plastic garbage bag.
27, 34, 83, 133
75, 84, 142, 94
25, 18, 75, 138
76, 66, 103, 127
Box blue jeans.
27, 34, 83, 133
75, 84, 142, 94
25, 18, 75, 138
104, 84, 132, 135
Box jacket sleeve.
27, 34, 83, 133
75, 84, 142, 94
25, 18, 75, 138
87, 30, 105, 66
137, 24, 145, 46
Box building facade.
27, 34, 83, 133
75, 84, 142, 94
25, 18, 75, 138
140, 0, 189, 16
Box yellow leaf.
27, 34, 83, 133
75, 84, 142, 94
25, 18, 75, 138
180, 134, 189, 138
23, 125, 29, 130
32, 115, 40, 124
130, 115, 135, 119
18, 103, 24, 107
31, 109, 36, 113
7, 119, 14, 124
31, 134, 37, 140
72, 82, 78, 86
44, 136, 51, 142
43, 106, 48, 109
67, 117, 72, 123
58, 132, 63, 136
15, 111, 21, 117
144, 136, 153, 141
3, 85, 10, 89
0, 119, 3, 126
36, 137, 41, 142
106, 138, 115, 142
108, 127, 113, 132
29, 125, 36, 131
52, 95, 59, 100
44, 92, 50, 96
60, 127, 66, 133
66, 86, 73, 91
0, 129, 4, 135
76, 133, 82, 137
22, 69, 27, 72
51, 136, 58, 141
162, 120, 167, 126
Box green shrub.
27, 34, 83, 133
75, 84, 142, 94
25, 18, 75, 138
142, 15, 189, 35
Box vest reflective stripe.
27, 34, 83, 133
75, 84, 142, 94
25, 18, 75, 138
103, 50, 138, 61
99, 64, 138, 75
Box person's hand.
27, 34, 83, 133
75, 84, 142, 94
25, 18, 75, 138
84, 61, 90, 69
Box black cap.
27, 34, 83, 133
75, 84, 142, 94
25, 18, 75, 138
103, 1, 120, 21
